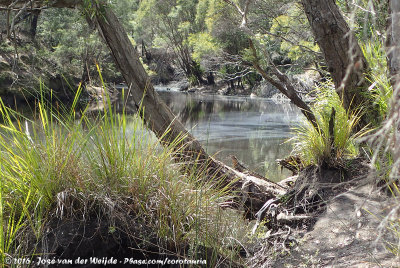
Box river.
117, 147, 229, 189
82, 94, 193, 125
156, 90, 302, 181
13, 87, 302, 182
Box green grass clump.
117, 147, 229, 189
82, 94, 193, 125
0, 89, 249, 265
291, 81, 369, 166
361, 41, 392, 121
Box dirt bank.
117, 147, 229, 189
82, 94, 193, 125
252, 182, 399, 267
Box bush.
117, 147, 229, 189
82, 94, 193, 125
291, 81, 370, 166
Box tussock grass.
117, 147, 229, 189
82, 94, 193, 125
361, 41, 392, 121
0, 86, 249, 265
291, 81, 370, 166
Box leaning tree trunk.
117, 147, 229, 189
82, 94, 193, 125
91, 2, 289, 215
92, 4, 210, 163
301, 0, 376, 127
91, 4, 295, 215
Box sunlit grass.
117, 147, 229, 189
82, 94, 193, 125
291, 81, 370, 166
0, 82, 249, 265
361, 41, 392, 121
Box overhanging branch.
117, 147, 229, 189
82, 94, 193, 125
0, 0, 80, 8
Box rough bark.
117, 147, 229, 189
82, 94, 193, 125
301, 0, 374, 127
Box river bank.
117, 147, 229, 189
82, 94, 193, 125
0, 93, 399, 267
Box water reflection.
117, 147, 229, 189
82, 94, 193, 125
157, 91, 302, 181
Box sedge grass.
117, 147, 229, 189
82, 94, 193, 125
291, 80, 370, 166
0, 86, 249, 265
361, 41, 392, 122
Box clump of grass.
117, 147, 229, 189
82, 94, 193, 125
361, 41, 392, 121
0, 81, 249, 265
291, 81, 369, 166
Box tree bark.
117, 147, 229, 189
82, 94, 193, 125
301, 0, 374, 127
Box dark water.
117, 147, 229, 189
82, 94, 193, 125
157, 91, 302, 181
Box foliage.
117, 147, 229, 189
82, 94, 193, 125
291, 81, 370, 166
36, 8, 119, 83
248, 2, 317, 72
187, 32, 220, 62
361, 41, 392, 121
337, 0, 388, 41
0, 77, 249, 264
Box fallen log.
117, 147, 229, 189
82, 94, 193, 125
276, 213, 312, 224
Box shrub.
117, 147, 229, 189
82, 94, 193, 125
291, 81, 370, 166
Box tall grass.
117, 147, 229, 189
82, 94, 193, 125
361, 41, 392, 121
0, 81, 249, 265
291, 81, 369, 166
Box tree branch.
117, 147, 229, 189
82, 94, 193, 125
223, 0, 319, 130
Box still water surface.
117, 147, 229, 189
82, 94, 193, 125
12, 88, 302, 181
157, 91, 302, 181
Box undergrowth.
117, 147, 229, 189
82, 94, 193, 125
0, 80, 249, 266
291, 81, 369, 167
361, 41, 392, 122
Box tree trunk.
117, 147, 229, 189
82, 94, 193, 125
301, 0, 375, 127
92, 4, 210, 163
30, 9, 40, 40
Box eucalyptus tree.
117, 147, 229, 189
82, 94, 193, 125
301, 0, 379, 127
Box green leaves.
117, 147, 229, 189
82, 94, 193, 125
292, 81, 370, 166
187, 32, 220, 62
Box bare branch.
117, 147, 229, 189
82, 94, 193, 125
10, 0, 32, 34
222, 0, 244, 16
224, 0, 318, 129
0, 0, 80, 8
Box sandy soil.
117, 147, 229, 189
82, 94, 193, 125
272, 184, 400, 267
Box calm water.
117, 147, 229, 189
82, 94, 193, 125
8, 88, 302, 181
157, 90, 302, 181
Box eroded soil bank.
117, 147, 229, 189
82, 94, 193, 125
267, 184, 399, 267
